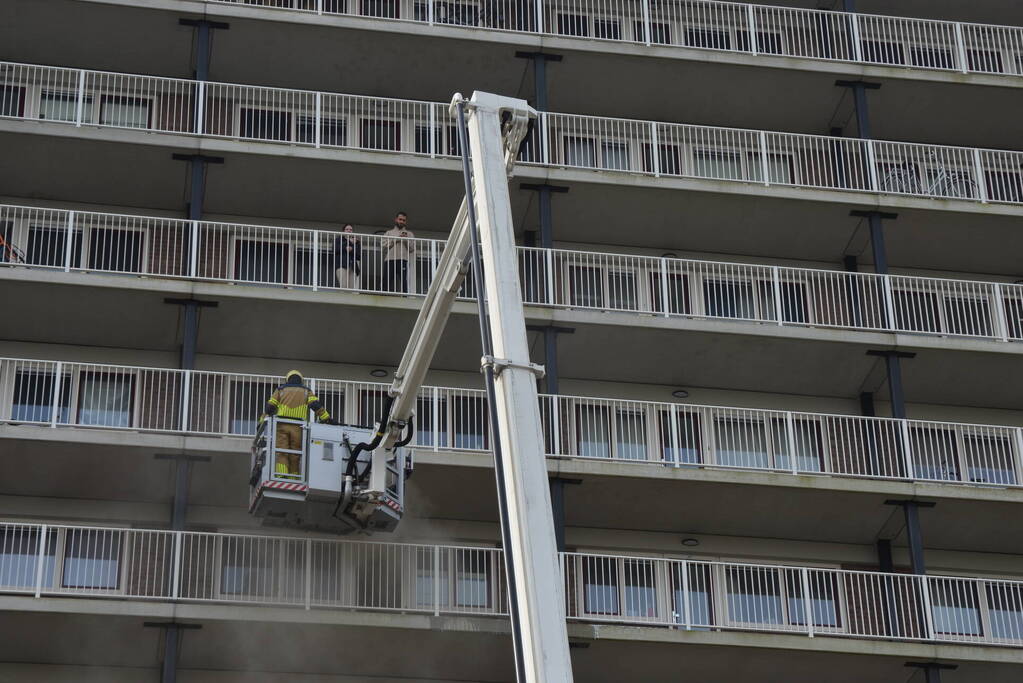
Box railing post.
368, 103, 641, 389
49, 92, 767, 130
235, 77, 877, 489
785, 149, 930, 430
881, 274, 898, 331
771, 266, 784, 325
919, 576, 936, 641
758, 131, 770, 186
680, 560, 692, 629
640, 0, 652, 46
180, 370, 192, 432
650, 122, 661, 177
972, 148, 988, 203
314, 92, 322, 148
849, 14, 863, 63
865, 139, 880, 192
539, 111, 550, 165
953, 23, 969, 74
1013, 428, 1023, 486
50, 361, 63, 427
171, 530, 182, 600
535, 0, 544, 34
33, 524, 48, 597
64, 211, 75, 273
746, 5, 759, 55
433, 546, 442, 616
195, 82, 206, 136
430, 240, 438, 293
659, 258, 671, 317
544, 248, 555, 306
74, 70, 86, 127
188, 220, 199, 278
432, 387, 440, 450
316, 0, 323, 14
800, 568, 815, 637
312, 230, 320, 291
428, 0, 434, 24
428, 106, 437, 158
785, 412, 799, 474
667, 405, 681, 466
991, 284, 1009, 341
304, 538, 312, 610
550, 396, 562, 455
900, 419, 916, 480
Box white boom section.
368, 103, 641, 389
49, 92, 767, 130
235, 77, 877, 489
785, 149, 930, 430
375, 92, 573, 683
465, 92, 574, 683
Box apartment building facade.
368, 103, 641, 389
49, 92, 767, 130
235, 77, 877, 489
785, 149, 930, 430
1, 0, 1022, 681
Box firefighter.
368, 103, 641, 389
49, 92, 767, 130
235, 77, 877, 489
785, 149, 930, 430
262, 370, 331, 477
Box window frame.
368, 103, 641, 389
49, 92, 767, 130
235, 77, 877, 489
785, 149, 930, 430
573, 554, 668, 623
405, 544, 501, 613
561, 258, 652, 313
705, 411, 830, 473
556, 130, 636, 172
564, 399, 657, 462
228, 234, 297, 286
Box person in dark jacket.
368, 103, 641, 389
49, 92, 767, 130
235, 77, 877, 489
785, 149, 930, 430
333, 224, 362, 290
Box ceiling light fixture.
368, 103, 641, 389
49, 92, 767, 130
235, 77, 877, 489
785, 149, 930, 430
369, 369, 389, 378
672, 389, 689, 399
681, 538, 700, 547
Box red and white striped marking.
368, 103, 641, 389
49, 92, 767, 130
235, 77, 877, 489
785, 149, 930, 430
261, 480, 308, 493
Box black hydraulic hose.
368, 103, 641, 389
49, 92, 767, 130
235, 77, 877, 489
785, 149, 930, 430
454, 98, 527, 683
346, 395, 395, 478
395, 421, 415, 448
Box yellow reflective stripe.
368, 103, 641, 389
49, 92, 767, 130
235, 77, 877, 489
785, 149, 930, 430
275, 463, 288, 473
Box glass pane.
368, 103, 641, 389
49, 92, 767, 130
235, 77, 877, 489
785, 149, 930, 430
0, 85, 25, 117
241, 108, 292, 141
942, 296, 992, 337
27, 225, 81, 268
660, 410, 701, 464
220, 538, 277, 598
963, 434, 1016, 485
615, 410, 647, 460
62, 530, 121, 589
623, 560, 656, 618
12, 371, 71, 423
694, 150, 743, 180
229, 381, 274, 435
727, 567, 783, 624
88, 228, 144, 272
715, 418, 770, 468
986, 584, 1023, 640
452, 396, 487, 450
771, 419, 824, 473
786, 572, 839, 627
361, 119, 400, 151
582, 557, 619, 615
564, 136, 596, 167
704, 280, 756, 319
673, 563, 714, 627
39, 91, 88, 122
601, 142, 629, 170
77, 372, 134, 427
594, 19, 621, 40
909, 427, 960, 481
100, 97, 150, 128
454, 550, 490, 608
931, 580, 982, 636
650, 272, 690, 315
1, 528, 56, 588
569, 265, 603, 308
576, 404, 611, 458
234, 240, 288, 284
894, 290, 940, 332
608, 271, 637, 310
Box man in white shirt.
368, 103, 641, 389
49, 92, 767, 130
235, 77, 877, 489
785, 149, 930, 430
383, 211, 414, 293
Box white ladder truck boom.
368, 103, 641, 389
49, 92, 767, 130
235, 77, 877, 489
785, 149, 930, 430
249, 91, 574, 683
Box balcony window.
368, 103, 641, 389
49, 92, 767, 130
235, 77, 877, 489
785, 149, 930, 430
967, 49, 1004, 73
361, 0, 398, 18
27, 225, 81, 268
39, 90, 89, 122
414, 549, 448, 608
240, 108, 292, 142
563, 136, 596, 168
615, 410, 647, 461
942, 295, 992, 337
601, 141, 630, 171
694, 149, 744, 181
771, 418, 825, 473
414, 548, 494, 610
296, 115, 347, 147
61, 529, 121, 590
220, 537, 276, 598
77, 371, 135, 428
633, 21, 670, 45
0, 528, 56, 589
963, 434, 1017, 485
452, 396, 488, 450
100, 95, 151, 129
659, 409, 701, 464
703, 280, 756, 319
714, 417, 770, 468
931, 580, 983, 637
414, 124, 459, 157
759, 280, 809, 324
454, 549, 492, 608
229, 380, 276, 434
360, 118, 401, 151
786, 571, 840, 628
623, 560, 657, 618
726, 566, 784, 625
650, 271, 691, 315
594, 19, 621, 41
672, 563, 714, 627
415, 395, 448, 448
234, 239, 288, 284
575, 404, 611, 459
0, 85, 26, 117
685, 28, 730, 50
986, 583, 1023, 640
984, 170, 1023, 203
861, 40, 905, 65
556, 14, 589, 37
909, 426, 960, 481
11, 370, 71, 423
893, 289, 940, 333
434, 1, 480, 26
358, 389, 389, 428
641, 143, 682, 175
582, 557, 619, 615
293, 245, 332, 288
748, 152, 795, 185
736, 30, 784, 55
910, 46, 954, 69
87, 227, 145, 273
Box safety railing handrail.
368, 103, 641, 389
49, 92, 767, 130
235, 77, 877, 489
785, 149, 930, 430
2, 61, 1023, 206
3, 202, 1023, 345
2, 355, 1022, 489
2, 520, 1021, 646
193, 0, 1023, 79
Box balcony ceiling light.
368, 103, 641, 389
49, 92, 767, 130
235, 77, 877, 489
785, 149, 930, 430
681, 538, 700, 547
672, 389, 689, 399
370, 369, 389, 378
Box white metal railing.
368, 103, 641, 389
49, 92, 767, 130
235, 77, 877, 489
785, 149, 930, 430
1, 521, 1020, 646
3, 61, 1023, 205
3, 203, 1023, 344
197, 0, 1023, 79
2, 357, 1021, 489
